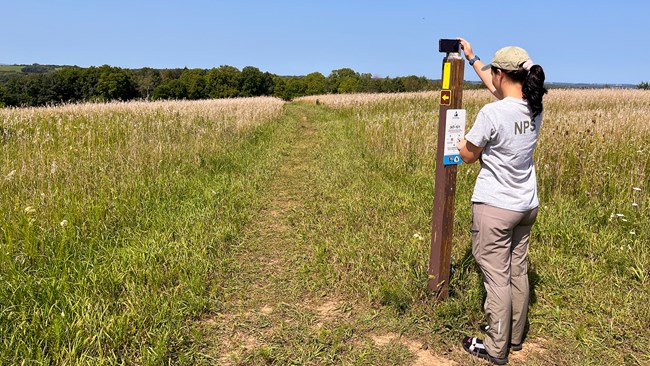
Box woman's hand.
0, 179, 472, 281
457, 37, 474, 61
456, 37, 501, 99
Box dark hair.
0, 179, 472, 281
492, 64, 548, 120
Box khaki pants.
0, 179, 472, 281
471, 203, 538, 358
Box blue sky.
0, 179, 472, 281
2, 1, 648, 85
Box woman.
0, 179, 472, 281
456, 38, 547, 365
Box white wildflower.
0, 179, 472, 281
60, 220, 68, 227
5, 170, 16, 180
632, 187, 641, 191
413, 233, 424, 241
630, 230, 636, 235
621, 218, 628, 222
616, 213, 624, 217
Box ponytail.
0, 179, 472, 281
496, 64, 548, 120
522, 65, 547, 120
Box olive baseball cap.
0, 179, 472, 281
481, 46, 530, 71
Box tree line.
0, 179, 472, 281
0, 64, 456, 107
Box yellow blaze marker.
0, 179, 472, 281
442, 62, 451, 89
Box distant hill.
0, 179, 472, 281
0, 64, 64, 74
0, 65, 26, 74
546, 82, 636, 89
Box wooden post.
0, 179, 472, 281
428, 51, 464, 300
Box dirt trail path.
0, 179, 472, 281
198, 104, 340, 364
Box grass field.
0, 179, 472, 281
0, 65, 24, 73
1, 90, 648, 365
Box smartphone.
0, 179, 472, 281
439, 39, 461, 53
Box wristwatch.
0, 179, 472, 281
469, 55, 480, 66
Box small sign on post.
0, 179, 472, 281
440, 90, 451, 105
428, 39, 465, 300
443, 109, 466, 165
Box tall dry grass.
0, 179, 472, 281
298, 89, 649, 206
1, 97, 284, 185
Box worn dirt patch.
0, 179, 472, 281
218, 332, 258, 365
307, 299, 350, 330
304, 299, 345, 320
509, 337, 548, 363
259, 305, 274, 314
370, 332, 399, 347
314, 300, 341, 317
370, 332, 459, 366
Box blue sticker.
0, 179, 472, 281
444, 154, 462, 165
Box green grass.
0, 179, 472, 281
1, 91, 649, 365
0, 65, 25, 73
0, 99, 289, 364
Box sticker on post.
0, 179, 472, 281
443, 109, 466, 165
440, 90, 451, 105
442, 62, 451, 89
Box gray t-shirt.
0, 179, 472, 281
465, 97, 541, 212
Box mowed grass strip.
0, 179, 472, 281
196, 103, 438, 365
0, 98, 292, 364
